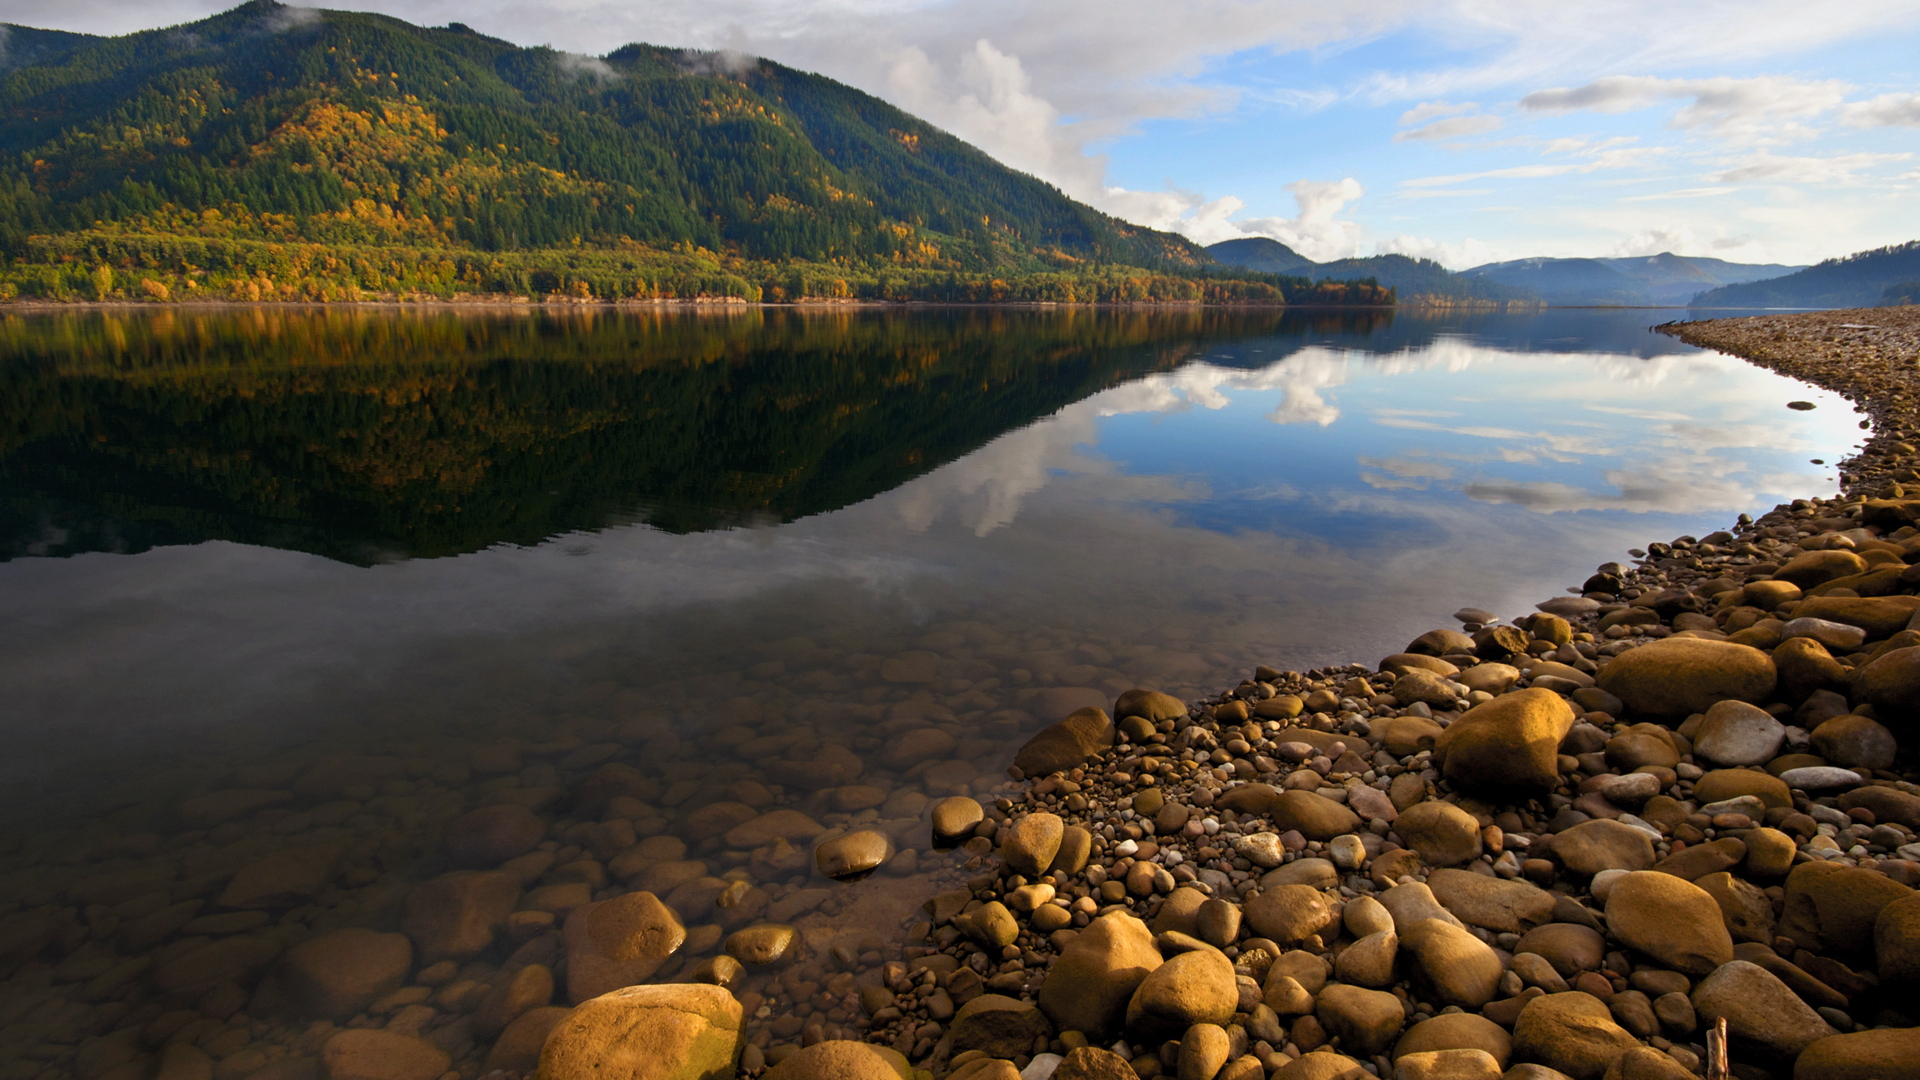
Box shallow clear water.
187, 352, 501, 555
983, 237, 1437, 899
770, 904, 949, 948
0, 305, 1863, 1074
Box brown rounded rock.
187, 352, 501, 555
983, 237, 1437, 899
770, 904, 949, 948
1690, 960, 1836, 1060
1315, 984, 1405, 1057
1051, 1046, 1138, 1080
538, 983, 742, 1080
1269, 790, 1362, 841
1594, 638, 1775, 719
563, 891, 687, 1003
1117, 689, 1188, 722
1014, 707, 1114, 778
1691, 768, 1790, 810
321, 1030, 450, 1080
277, 928, 412, 1020
1511, 992, 1638, 1080
1435, 688, 1576, 792
723, 924, 797, 966
931, 797, 985, 845
1778, 860, 1912, 956
445, 804, 547, 867
1792, 1028, 1920, 1080
1124, 947, 1237, 1038
1394, 1013, 1511, 1066
814, 830, 891, 880
1400, 917, 1504, 1008
1603, 872, 1733, 977
1810, 714, 1898, 769
1244, 884, 1338, 945
401, 871, 520, 962
1773, 549, 1869, 587
1772, 637, 1847, 703
1551, 820, 1655, 877
1396, 800, 1483, 868
763, 1041, 908, 1080
999, 812, 1065, 877
1514, 923, 1605, 978
1038, 912, 1162, 1042
481, 1005, 571, 1074
950, 994, 1053, 1059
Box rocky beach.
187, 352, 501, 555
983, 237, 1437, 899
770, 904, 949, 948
4, 306, 1920, 1080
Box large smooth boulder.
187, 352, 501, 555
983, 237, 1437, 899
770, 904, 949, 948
1594, 638, 1775, 719
1038, 913, 1162, 1042
1603, 873, 1732, 977
766, 1042, 908, 1079
1116, 689, 1188, 722
563, 892, 687, 1003
1776, 861, 1912, 957
1851, 645, 1920, 723
1793, 1028, 1920, 1080
1690, 960, 1836, 1060
1014, 708, 1114, 778
1512, 993, 1638, 1080
1400, 918, 1503, 1008
538, 983, 742, 1080
1434, 688, 1576, 792
1123, 948, 1236, 1039
1792, 595, 1920, 639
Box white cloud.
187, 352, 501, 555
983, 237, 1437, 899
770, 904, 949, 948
1709, 151, 1911, 184
1375, 234, 1507, 269
1396, 114, 1503, 141
1841, 92, 1920, 127
1404, 164, 1578, 188
556, 52, 618, 81
1519, 74, 1851, 144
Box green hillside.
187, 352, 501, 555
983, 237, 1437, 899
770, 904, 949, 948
1689, 241, 1920, 308
0, 2, 1387, 306
1207, 242, 1533, 307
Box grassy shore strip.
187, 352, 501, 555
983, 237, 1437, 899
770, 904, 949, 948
772, 309, 1920, 1080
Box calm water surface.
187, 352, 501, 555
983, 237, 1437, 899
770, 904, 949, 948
0, 306, 1862, 1073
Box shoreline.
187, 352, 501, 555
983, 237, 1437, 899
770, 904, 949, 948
769, 307, 1920, 1080
0, 297, 1830, 314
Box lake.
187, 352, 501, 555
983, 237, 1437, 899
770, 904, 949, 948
0, 305, 1860, 1070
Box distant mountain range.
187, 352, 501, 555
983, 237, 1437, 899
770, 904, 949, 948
1689, 241, 1920, 309
1463, 253, 1805, 307
1207, 239, 1534, 306
1205, 237, 1920, 309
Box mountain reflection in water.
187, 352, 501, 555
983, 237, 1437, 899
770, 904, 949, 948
0, 307, 1394, 563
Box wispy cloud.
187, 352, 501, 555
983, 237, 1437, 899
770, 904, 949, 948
1709, 151, 1911, 184
1841, 92, 1920, 128
1520, 74, 1851, 144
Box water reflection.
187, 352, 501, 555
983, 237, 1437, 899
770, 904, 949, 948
0, 306, 1866, 1077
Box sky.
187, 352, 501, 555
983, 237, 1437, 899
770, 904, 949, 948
6, 0, 1920, 267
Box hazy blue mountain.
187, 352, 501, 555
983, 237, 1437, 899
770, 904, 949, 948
1207, 243, 1534, 305
1690, 242, 1920, 309
1461, 252, 1805, 306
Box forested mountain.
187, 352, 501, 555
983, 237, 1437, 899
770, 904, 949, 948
1689, 242, 1920, 308
1205, 238, 1314, 275
0, 2, 1387, 305
1207, 241, 1534, 306
1464, 253, 1804, 306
